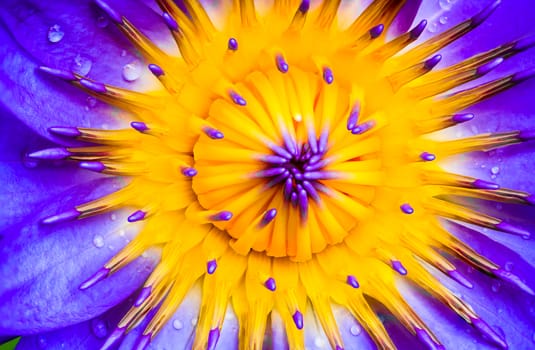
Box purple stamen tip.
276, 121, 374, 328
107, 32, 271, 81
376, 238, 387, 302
512, 67, 535, 83
369, 24, 384, 39
207, 328, 220, 350
336, 346, 344, 350
400, 203, 414, 214
494, 269, 535, 295
346, 275, 359, 288
264, 277, 276, 291
410, 20, 427, 39
292, 310, 304, 329
526, 194, 535, 205
38, 66, 76, 81
48, 126, 81, 138
162, 12, 178, 31
391, 260, 408, 275
41, 208, 80, 225
276, 54, 289, 73
135, 333, 151, 350
79, 161, 106, 173
260, 208, 277, 227
229, 91, 247, 106
323, 67, 334, 84
148, 64, 164, 77
472, 179, 500, 190
131, 121, 149, 132
299, 0, 310, 13
100, 327, 126, 350
128, 210, 146, 223
211, 211, 233, 221
207, 259, 217, 274
79, 267, 110, 290
514, 34, 535, 51
495, 221, 530, 238
134, 286, 152, 307
28, 147, 71, 160
470, 317, 508, 349
203, 127, 224, 139
347, 104, 360, 130
415, 328, 443, 350
94, 0, 123, 24
228, 37, 238, 51
476, 57, 503, 76
451, 113, 474, 123
80, 79, 107, 93
471, 0, 501, 27
517, 130, 535, 141
420, 152, 436, 161
182, 167, 198, 177
424, 54, 442, 70
447, 270, 473, 289
351, 120, 375, 135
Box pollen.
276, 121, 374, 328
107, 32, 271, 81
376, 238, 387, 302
32, 0, 535, 349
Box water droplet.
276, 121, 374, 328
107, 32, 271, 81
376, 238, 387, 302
504, 261, 514, 272
172, 319, 183, 330
86, 97, 97, 109
491, 166, 500, 175
47, 24, 64, 43
491, 281, 501, 293
427, 22, 439, 33
439, 16, 448, 24
96, 16, 109, 28
110, 214, 117, 221
439, 0, 453, 10
93, 235, 104, 248
91, 319, 108, 338
350, 324, 362, 336
314, 337, 326, 348
191, 317, 198, 326
118, 229, 126, 237
122, 60, 142, 82
37, 336, 47, 349
72, 54, 92, 76
121, 50, 127, 57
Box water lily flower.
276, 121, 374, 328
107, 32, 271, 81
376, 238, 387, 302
1, 0, 535, 349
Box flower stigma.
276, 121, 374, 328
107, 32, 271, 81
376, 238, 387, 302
30, 0, 535, 349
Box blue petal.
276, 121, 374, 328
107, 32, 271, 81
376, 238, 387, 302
0, 0, 175, 142
0, 177, 158, 335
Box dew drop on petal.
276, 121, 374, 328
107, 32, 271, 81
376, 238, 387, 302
314, 336, 326, 348
91, 319, 108, 338
72, 54, 92, 76
491, 166, 500, 175
439, 16, 448, 25
93, 235, 104, 248
47, 24, 64, 43
191, 317, 198, 326
110, 213, 117, 221
172, 319, 183, 330
37, 336, 46, 349
427, 22, 439, 33
504, 261, 514, 272
120, 50, 127, 57
122, 60, 142, 82
86, 97, 97, 109
439, 0, 453, 11
350, 324, 362, 336
96, 16, 109, 28
491, 281, 501, 293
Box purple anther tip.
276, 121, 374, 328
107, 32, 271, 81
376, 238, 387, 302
526, 194, 535, 206
451, 113, 474, 123
369, 24, 384, 39
424, 54, 442, 70
298, 189, 309, 220
276, 54, 289, 73
128, 210, 146, 223
207, 328, 220, 350
228, 37, 238, 51
494, 269, 535, 295
470, 317, 508, 349
37, 66, 76, 81
517, 130, 535, 141
391, 260, 408, 275
80, 79, 107, 93
80, 161, 106, 173
346, 275, 359, 288
472, 0, 501, 26
512, 67, 535, 83
182, 167, 198, 177
100, 327, 126, 350
495, 221, 530, 238
79, 267, 110, 290
292, 310, 304, 329
400, 203, 414, 214
514, 34, 535, 51
148, 64, 164, 77
134, 286, 152, 307
28, 147, 71, 160
299, 0, 310, 13
447, 270, 473, 289
476, 57, 503, 76
420, 152, 436, 161
264, 277, 276, 291
48, 126, 81, 138
410, 20, 427, 39
229, 91, 247, 106
203, 127, 224, 139
211, 211, 233, 221
323, 67, 334, 84
207, 259, 217, 274
94, 0, 123, 24
131, 121, 149, 132
260, 208, 277, 227
347, 104, 360, 130
135, 333, 151, 350
351, 120, 375, 135
41, 208, 80, 225
335, 346, 344, 350
162, 12, 178, 31
472, 179, 500, 190
415, 328, 443, 350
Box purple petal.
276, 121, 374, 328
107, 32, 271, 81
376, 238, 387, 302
0, 177, 158, 335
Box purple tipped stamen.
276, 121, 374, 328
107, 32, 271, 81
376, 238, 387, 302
228, 37, 238, 51
323, 66, 334, 84
229, 91, 247, 106
264, 277, 276, 291
447, 270, 473, 289
471, 0, 501, 27
28, 147, 71, 160
470, 316, 508, 349
347, 103, 360, 130
292, 310, 304, 329
391, 260, 408, 275
148, 64, 164, 77
162, 12, 178, 31
41, 208, 80, 225
298, 0, 310, 13
100, 327, 126, 350
207, 259, 217, 274
346, 275, 359, 288
38, 66, 76, 81
203, 127, 224, 139
79, 161, 106, 173
207, 328, 220, 350
181, 167, 198, 177
517, 130, 535, 141
369, 24, 384, 39
351, 120, 375, 135
94, 0, 123, 23
420, 152, 436, 161
276, 54, 289, 73
259, 208, 277, 227
131, 121, 149, 132
424, 54, 442, 70
134, 286, 152, 307
400, 203, 414, 214
472, 179, 500, 190
211, 211, 233, 221
128, 210, 146, 222
48, 126, 81, 138
451, 113, 474, 123
410, 20, 427, 39
476, 57, 503, 76
79, 79, 107, 93
495, 221, 530, 238
79, 267, 110, 290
